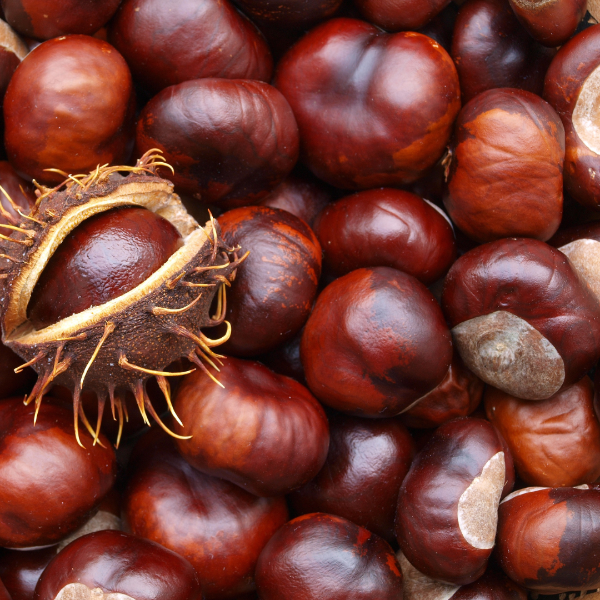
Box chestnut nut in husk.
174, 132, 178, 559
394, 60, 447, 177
0, 151, 245, 444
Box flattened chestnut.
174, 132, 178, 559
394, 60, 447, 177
33, 530, 201, 600
174, 357, 329, 497
275, 19, 461, 189
135, 79, 299, 209
314, 188, 456, 284
301, 267, 452, 417
4, 35, 135, 183
255, 513, 403, 600
395, 418, 513, 585
123, 430, 288, 599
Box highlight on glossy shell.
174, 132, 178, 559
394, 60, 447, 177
0, 150, 247, 447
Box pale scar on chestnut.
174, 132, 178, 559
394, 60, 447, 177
397, 551, 460, 600
0, 150, 248, 447
55, 584, 135, 600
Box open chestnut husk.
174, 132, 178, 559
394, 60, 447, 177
0, 151, 243, 443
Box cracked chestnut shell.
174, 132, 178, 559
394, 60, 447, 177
0, 153, 242, 442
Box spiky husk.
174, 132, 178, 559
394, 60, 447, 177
0, 151, 245, 446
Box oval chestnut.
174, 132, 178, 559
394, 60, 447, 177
354, 0, 450, 31
496, 485, 600, 593
4, 35, 135, 184
174, 357, 330, 497
255, 513, 403, 600
444, 88, 564, 243
123, 430, 289, 600
28, 206, 182, 329
314, 188, 456, 284
275, 18, 461, 189
108, 0, 272, 93
485, 376, 600, 487
289, 413, 415, 543
33, 530, 201, 600
219, 206, 321, 356
451, 0, 554, 103
0, 397, 116, 548
395, 417, 513, 585
442, 238, 600, 400
135, 79, 299, 209
301, 266, 453, 417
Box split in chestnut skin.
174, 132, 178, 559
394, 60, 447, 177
33, 530, 202, 600
123, 429, 289, 600
28, 206, 182, 330
301, 266, 453, 417
255, 513, 403, 600
174, 356, 330, 497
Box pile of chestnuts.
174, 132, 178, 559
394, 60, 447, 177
1, 0, 600, 599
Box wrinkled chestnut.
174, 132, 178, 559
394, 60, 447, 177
508, 0, 586, 47
451, 0, 554, 103
28, 207, 182, 329
314, 188, 456, 284
0, 397, 116, 548
4, 35, 135, 184
544, 25, 600, 211
289, 413, 415, 543
255, 513, 403, 600
219, 206, 321, 356
354, 0, 450, 31
108, 0, 272, 93
301, 266, 452, 417
1, 0, 121, 40
275, 18, 461, 188
395, 417, 513, 585
123, 430, 288, 599
444, 88, 564, 243
135, 79, 299, 209
496, 485, 600, 593
442, 238, 600, 400
400, 353, 484, 429
485, 376, 600, 487
174, 357, 330, 497
34, 530, 201, 600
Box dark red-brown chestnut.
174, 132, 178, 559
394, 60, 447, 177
314, 188, 456, 284
33, 530, 201, 600
4, 35, 135, 184
123, 430, 289, 600
444, 88, 564, 243
174, 357, 330, 497
108, 0, 272, 93
255, 513, 403, 600
135, 79, 299, 209
289, 413, 415, 543
353, 0, 450, 32
218, 206, 321, 356
496, 485, 600, 593
441, 238, 600, 400
451, 0, 554, 103
301, 266, 452, 417
274, 18, 461, 189
1, 0, 121, 40
0, 398, 116, 548
395, 418, 513, 585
